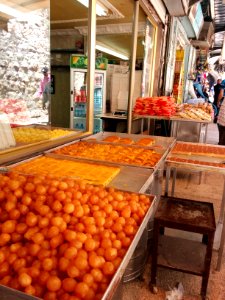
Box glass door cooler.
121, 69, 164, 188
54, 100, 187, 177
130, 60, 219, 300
70, 68, 106, 133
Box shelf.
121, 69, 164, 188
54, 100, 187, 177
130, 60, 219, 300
158, 235, 206, 276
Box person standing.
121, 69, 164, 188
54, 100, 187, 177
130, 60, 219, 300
213, 79, 224, 123
213, 79, 223, 106
37, 67, 51, 110
217, 97, 225, 145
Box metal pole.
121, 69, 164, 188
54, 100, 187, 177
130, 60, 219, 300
127, 0, 139, 134
86, 0, 96, 133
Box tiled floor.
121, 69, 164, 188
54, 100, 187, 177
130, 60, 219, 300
122, 123, 225, 300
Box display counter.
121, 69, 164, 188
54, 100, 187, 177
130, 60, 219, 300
164, 141, 225, 271
0, 132, 176, 299
0, 167, 157, 300
0, 125, 91, 166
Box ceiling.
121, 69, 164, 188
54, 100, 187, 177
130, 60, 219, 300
0, 0, 146, 60
2, 0, 224, 61
210, 0, 225, 57
50, 0, 146, 59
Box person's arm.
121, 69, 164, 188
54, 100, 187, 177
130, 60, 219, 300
217, 89, 224, 107
37, 79, 44, 97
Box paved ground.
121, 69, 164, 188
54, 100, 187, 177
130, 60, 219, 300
121, 123, 225, 300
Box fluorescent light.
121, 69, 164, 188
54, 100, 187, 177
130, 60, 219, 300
77, 0, 108, 16
96, 44, 129, 60
0, 4, 24, 18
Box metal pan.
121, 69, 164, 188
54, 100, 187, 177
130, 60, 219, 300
82, 131, 176, 150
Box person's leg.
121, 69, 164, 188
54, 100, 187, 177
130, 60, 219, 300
218, 125, 225, 145
193, 83, 206, 99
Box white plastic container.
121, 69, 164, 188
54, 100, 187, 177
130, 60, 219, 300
0, 112, 16, 150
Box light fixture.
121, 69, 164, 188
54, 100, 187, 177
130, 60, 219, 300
76, 0, 108, 16
95, 43, 129, 60
0, 4, 24, 18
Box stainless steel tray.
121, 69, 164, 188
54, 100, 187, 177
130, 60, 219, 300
82, 131, 176, 150
102, 195, 157, 300
0, 285, 40, 300
0, 195, 157, 300
45, 139, 167, 171
166, 141, 225, 173
135, 114, 212, 123
6, 154, 154, 194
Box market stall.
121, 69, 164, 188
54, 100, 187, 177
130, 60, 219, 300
164, 141, 225, 271
0, 124, 89, 166
0, 130, 177, 300
133, 96, 213, 142
0, 169, 156, 300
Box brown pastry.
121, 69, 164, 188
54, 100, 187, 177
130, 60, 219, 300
103, 136, 120, 143
136, 138, 155, 146
119, 138, 134, 145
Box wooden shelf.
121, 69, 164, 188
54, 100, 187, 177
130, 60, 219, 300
158, 235, 206, 276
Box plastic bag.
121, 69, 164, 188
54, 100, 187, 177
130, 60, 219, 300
165, 282, 184, 300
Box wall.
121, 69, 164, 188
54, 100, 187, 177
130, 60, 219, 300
0, 9, 50, 111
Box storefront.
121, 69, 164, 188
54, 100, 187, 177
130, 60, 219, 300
163, 17, 190, 103
163, 2, 204, 104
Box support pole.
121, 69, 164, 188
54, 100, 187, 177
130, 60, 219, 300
127, 0, 139, 134
86, 0, 96, 133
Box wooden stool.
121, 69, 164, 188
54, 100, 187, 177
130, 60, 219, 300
150, 196, 216, 299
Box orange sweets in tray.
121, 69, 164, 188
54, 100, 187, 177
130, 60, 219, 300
172, 142, 225, 158
0, 172, 153, 300
11, 156, 120, 186
101, 136, 155, 146
53, 141, 162, 167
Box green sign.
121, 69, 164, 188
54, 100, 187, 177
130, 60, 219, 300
70, 55, 108, 70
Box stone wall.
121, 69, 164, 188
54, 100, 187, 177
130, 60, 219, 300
0, 9, 50, 111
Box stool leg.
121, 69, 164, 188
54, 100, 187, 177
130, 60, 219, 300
150, 222, 159, 290
165, 167, 171, 197
201, 233, 214, 298
171, 168, 177, 197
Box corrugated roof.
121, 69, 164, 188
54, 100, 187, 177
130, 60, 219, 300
211, 0, 225, 53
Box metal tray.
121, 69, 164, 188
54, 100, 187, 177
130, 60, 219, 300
166, 141, 225, 173
5, 154, 154, 194
0, 195, 157, 300
102, 194, 157, 300
82, 131, 176, 150
0, 285, 40, 300
45, 139, 167, 171
135, 114, 212, 123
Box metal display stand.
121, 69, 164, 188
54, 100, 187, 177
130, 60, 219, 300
2, 132, 177, 300
164, 142, 225, 271
138, 115, 211, 143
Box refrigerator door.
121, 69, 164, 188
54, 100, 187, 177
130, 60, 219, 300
70, 69, 87, 130
70, 69, 106, 133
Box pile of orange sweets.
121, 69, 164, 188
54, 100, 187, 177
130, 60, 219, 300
0, 172, 152, 300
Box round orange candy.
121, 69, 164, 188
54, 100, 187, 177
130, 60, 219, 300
84, 238, 96, 252
46, 275, 61, 292
64, 247, 77, 260
90, 268, 103, 282
75, 282, 89, 299
82, 273, 94, 287
102, 261, 115, 276
104, 247, 118, 261
2, 220, 16, 233
18, 272, 32, 287
74, 256, 88, 270
62, 277, 77, 292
